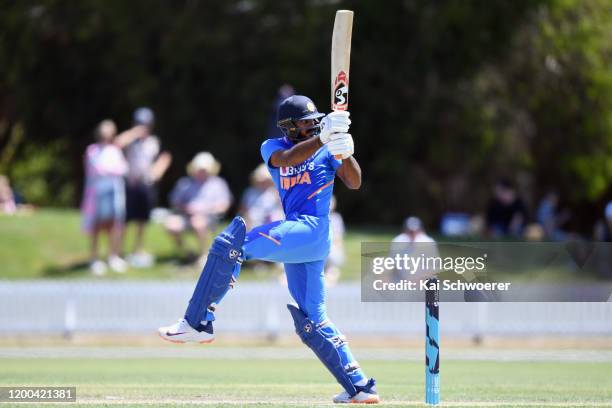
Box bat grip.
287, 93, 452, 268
331, 108, 347, 160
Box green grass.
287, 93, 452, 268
2, 209, 596, 283
0, 357, 610, 407
0, 209, 394, 281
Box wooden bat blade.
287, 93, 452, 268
331, 10, 353, 111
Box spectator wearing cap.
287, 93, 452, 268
393, 216, 436, 244
115, 107, 172, 268
81, 120, 129, 275
391, 216, 438, 281
239, 163, 283, 229
165, 152, 232, 260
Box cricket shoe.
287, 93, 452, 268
158, 318, 214, 344
333, 378, 380, 404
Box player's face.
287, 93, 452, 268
295, 119, 318, 140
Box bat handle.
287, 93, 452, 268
331, 108, 347, 160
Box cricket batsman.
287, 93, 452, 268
159, 95, 379, 404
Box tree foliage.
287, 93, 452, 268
0, 0, 610, 229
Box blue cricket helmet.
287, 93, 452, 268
277, 95, 325, 142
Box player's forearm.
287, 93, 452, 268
338, 157, 361, 190
270, 137, 322, 167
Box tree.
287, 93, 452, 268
0, 0, 609, 231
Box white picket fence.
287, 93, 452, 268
0, 281, 610, 337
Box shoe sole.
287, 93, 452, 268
158, 332, 214, 344
333, 396, 380, 404
350, 396, 380, 404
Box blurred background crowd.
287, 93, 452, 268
74, 100, 353, 280
3, 96, 611, 281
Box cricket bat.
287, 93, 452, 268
331, 10, 353, 159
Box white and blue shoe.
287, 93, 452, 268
333, 378, 380, 404
158, 318, 214, 344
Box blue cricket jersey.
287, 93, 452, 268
261, 137, 342, 218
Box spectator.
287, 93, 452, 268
594, 201, 612, 242
0, 176, 34, 215
393, 216, 436, 244
267, 84, 295, 138
486, 178, 528, 238
81, 120, 129, 275
0, 175, 17, 214
165, 152, 232, 259
115, 107, 172, 268
593, 201, 612, 278
523, 223, 545, 241
325, 196, 346, 286
536, 190, 570, 241
239, 163, 283, 229
391, 216, 438, 280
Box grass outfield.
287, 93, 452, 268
1, 356, 611, 407
0, 209, 394, 281
1, 208, 592, 282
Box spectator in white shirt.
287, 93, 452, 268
325, 196, 346, 286
392, 216, 435, 244
391, 216, 438, 280
115, 107, 172, 268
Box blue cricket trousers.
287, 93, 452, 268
190, 213, 366, 386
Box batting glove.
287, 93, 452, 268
319, 111, 351, 144
327, 132, 354, 159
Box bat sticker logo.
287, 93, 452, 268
335, 85, 347, 104
333, 71, 349, 110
